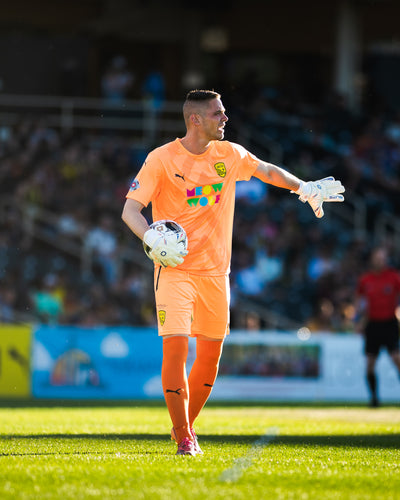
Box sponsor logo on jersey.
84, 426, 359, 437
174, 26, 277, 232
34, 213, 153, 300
129, 178, 140, 191
214, 162, 226, 177
186, 182, 223, 207
159, 310, 166, 326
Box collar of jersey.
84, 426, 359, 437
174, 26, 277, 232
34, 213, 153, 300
176, 138, 216, 157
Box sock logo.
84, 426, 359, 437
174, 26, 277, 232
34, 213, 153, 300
204, 383, 213, 387
166, 388, 183, 395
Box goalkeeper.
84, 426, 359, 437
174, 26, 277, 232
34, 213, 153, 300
121, 89, 345, 456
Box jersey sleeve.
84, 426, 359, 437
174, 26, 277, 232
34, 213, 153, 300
125, 150, 162, 207
231, 142, 260, 181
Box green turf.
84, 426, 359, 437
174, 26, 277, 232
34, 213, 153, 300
0, 405, 399, 499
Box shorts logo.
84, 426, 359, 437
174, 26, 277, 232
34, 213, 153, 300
214, 162, 226, 178
129, 179, 140, 191
159, 310, 166, 326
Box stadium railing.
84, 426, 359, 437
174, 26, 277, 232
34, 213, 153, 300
0, 93, 185, 145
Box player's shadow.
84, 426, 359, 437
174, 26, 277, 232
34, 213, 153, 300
183, 433, 400, 449
1, 433, 399, 453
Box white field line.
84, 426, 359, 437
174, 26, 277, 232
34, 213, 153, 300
219, 427, 280, 483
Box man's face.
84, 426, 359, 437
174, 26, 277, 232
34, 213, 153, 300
198, 98, 228, 141
371, 248, 388, 271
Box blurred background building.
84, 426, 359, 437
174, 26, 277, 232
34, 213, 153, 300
1, 0, 400, 331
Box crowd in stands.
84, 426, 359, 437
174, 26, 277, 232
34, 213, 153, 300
1, 83, 400, 332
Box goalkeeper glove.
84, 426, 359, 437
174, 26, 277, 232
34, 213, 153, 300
143, 227, 188, 268
292, 176, 345, 218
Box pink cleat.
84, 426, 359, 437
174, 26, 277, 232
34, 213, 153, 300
190, 428, 203, 455
176, 437, 197, 456
171, 427, 203, 455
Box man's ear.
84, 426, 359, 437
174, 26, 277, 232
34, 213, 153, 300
190, 113, 201, 126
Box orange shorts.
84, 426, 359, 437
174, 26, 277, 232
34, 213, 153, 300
154, 267, 230, 339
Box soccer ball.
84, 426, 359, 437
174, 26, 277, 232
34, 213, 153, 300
143, 220, 188, 259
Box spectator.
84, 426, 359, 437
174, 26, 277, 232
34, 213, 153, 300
0, 286, 18, 323
31, 274, 64, 324
234, 250, 267, 297
141, 69, 166, 110
101, 55, 134, 104
307, 244, 338, 282
83, 214, 119, 286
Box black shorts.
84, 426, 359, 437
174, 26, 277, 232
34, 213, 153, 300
364, 317, 400, 355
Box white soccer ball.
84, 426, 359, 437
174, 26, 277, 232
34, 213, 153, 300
143, 220, 188, 259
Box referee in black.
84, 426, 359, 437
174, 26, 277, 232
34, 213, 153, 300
355, 247, 400, 407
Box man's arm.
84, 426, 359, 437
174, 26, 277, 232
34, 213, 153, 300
121, 198, 187, 268
121, 198, 149, 241
253, 161, 301, 191
353, 291, 368, 333
253, 161, 345, 218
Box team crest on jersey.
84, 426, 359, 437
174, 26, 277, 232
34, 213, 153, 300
159, 310, 166, 326
129, 178, 140, 191
214, 162, 226, 178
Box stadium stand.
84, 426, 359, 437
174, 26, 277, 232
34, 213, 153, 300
1, 85, 400, 331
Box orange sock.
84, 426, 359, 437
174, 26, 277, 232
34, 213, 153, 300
188, 338, 223, 427
161, 336, 191, 443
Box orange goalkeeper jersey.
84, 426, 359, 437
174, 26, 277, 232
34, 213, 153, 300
126, 138, 259, 275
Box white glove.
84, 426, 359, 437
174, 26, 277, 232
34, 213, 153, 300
143, 228, 188, 268
292, 176, 345, 218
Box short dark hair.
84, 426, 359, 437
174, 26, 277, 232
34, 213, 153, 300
185, 89, 220, 102
182, 90, 221, 126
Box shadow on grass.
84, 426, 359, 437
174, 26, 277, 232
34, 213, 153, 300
2, 399, 397, 408
1, 433, 399, 451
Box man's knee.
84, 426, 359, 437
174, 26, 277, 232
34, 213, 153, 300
196, 338, 223, 366
163, 335, 189, 363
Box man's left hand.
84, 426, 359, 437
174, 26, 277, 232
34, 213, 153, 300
292, 176, 345, 218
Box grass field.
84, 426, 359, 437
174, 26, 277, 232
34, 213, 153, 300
0, 404, 399, 500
